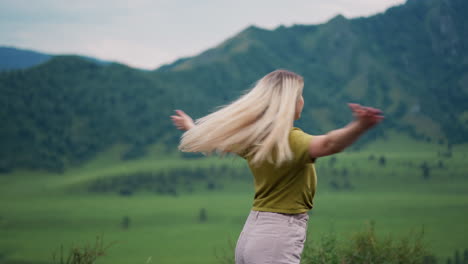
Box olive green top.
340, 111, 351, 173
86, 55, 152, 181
241, 127, 316, 214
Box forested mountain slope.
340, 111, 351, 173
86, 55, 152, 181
0, 0, 466, 172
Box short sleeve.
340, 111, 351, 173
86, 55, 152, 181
289, 127, 314, 164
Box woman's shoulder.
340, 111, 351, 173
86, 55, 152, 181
289, 127, 314, 163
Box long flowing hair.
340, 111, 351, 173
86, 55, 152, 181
178, 69, 304, 166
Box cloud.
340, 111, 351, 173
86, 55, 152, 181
0, 0, 406, 69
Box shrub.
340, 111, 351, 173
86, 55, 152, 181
340, 222, 431, 264
121, 216, 131, 230
379, 156, 386, 166
199, 208, 207, 223
302, 222, 434, 264
214, 237, 236, 264
302, 232, 340, 264
52, 235, 116, 264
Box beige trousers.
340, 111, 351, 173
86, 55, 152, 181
235, 210, 309, 264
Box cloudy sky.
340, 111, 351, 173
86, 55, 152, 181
1, 0, 406, 70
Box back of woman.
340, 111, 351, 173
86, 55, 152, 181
171, 69, 383, 264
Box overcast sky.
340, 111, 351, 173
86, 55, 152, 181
1, 0, 406, 70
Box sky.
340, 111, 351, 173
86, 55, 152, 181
1, 0, 406, 70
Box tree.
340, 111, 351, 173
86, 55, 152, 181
199, 208, 207, 223
121, 216, 131, 230
379, 156, 386, 166
420, 162, 430, 180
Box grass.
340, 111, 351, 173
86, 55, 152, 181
0, 134, 467, 263
1, 186, 467, 263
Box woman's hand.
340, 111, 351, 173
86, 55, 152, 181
348, 103, 384, 129
308, 103, 384, 158
170, 110, 195, 131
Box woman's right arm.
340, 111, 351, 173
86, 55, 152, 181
308, 103, 383, 159
170, 110, 195, 131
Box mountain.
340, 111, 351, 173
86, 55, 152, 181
0, 46, 115, 71
0, 47, 52, 71
0, 0, 467, 172
158, 0, 468, 140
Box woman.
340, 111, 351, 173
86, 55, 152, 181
170, 69, 383, 264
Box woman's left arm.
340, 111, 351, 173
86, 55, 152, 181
308, 103, 384, 158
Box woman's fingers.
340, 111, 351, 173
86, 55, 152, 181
171, 114, 183, 125
175, 110, 193, 122
171, 109, 194, 131
366, 107, 382, 114
348, 103, 383, 116
348, 103, 361, 111
175, 109, 189, 119
170, 116, 182, 123
347, 103, 384, 126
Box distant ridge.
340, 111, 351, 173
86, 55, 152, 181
0, 46, 116, 71
0, 46, 52, 71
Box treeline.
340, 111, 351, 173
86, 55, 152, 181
86, 153, 455, 197
316, 154, 455, 190
86, 165, 251, 196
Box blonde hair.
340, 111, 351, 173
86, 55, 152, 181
178, 69, 304, 166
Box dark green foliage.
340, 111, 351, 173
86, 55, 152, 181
51, 235, 115, 264
379, 156, 386, 167
0, 57, 168, 172
302, 233, 340, 264
302, 222, 435, 264
1, 0, 468, 172
118, 188, 133, 196
206, 180, 216, 190
120, 145, 147, 161
87, 166, 250, 195
421, 162, 431, 180
445, 248, 468, 264
438, 160, 445, 169
181, 152, 205, 159
199, 208, 207, 223
455, 250, 461, 264
329, 180, 340, 190
121, 216, 130, 230
328, 167, 353, 191
214, 237, 236, 264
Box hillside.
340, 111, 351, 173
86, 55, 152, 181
158, 0, 468, 141
0, 0, 467, 172
0, 46, 115, 72
0, 46, 52, 71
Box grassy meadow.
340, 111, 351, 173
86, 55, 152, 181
0, 132, 467, 264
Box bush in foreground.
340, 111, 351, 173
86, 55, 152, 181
301, 222, 436, 264
51, 235, 116, 264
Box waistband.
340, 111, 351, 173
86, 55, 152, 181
247, 210, 309, 228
